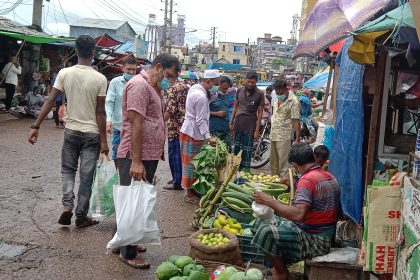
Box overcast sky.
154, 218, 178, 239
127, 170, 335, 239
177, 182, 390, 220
2, 0, 302, 46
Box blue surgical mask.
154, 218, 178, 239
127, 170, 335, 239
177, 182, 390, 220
123, 73, 134, 81
277, 95, 286, 101
159, 77, 170, 90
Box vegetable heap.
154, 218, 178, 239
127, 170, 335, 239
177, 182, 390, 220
212, 214, 243, 235
196, 232, 230, 246
156, 255, 208, 280
191, 138, 228, 196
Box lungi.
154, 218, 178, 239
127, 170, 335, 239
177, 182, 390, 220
180, 132, 204, 189
233, 132, 254, 170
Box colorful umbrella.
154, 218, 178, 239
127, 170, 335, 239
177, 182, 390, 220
294, 0, 391, 59
179, 71, 198, 80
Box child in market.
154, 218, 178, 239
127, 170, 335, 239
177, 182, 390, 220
314, 145, 330, 170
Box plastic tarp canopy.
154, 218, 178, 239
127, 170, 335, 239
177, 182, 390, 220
0, 30, 74, 44
303, 68, 333, 91
328, 37, 364, 224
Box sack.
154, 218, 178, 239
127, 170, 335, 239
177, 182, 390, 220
188, 229, 243, 267
58, 105, 65, 122
107, 180, 161, 249
89, 158, 118, 218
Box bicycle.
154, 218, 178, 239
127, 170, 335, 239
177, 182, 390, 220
250, 119, 271, 169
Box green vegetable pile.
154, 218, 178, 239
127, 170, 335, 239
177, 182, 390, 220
155, 255, 208, 280
191, 138, 228, 196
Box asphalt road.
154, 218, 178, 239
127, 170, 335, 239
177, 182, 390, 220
0, 115, 197, 280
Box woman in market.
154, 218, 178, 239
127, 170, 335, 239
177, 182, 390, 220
209, 75, 233, 148
251, 143, 340, 280
180, 70, 219, 204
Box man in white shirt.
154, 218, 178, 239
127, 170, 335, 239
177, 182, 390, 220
1, 56, 22, 112
28, 35, 109, 228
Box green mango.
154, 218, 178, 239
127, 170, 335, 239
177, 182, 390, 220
170, 277, 187, 280
183, 264, 197, 276
195, 265, 205, 272
187, 271, 210, 280
168, 255, 180, 264
156, 262, 180, 280
228, 272, 247, 280
175, 256, 195, 269
245, 268, 264, 280
215, 266, 237, 280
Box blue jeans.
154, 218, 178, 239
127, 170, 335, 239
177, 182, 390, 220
168, 138, 182, 188
61, 128, 100, 219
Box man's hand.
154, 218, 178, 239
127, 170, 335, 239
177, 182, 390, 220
217, 111, 227, 118
253, 191, 276, 208
106, 122, 112, 134
253, 130, 260, 141
100, 141, 109, 156
209, 137, 217, 147
130, 160, 146, 181
28, 129, 39, 144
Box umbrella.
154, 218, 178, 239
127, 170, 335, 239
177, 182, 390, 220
303, 68, 333, 91
294, 0, 391, 59
179, 71, 198, 80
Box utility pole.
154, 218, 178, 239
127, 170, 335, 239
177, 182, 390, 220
168, 0, 174, 53
162, 0, 168, 53
211, 27, 216, 62
247, 38, 250, 66
32, 0, 43, 31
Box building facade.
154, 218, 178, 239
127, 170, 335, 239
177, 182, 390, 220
254, 33, 296, 71
217, 42, 248, 65
70, 18, 136, 42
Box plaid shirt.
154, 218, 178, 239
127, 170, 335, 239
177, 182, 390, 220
270, 92, 300, 141
165, 81, 188, 140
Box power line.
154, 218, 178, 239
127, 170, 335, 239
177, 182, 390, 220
57, 0, 69, 25
0, 0, 23, 15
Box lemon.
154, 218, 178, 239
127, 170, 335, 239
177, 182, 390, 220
213, 220, 221, 228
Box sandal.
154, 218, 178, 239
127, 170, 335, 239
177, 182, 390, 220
58, 211, 73, 225
119, 254, 150, 269
75, 217, 99, 228
163, 185, 183, 191
111, 245, 147, 254
184, 195, 199, 205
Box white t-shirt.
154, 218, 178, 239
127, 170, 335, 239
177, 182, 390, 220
54, 65, 107, 133
1, 62, 21, 85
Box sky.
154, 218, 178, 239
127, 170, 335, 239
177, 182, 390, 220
1, 0, 302, 46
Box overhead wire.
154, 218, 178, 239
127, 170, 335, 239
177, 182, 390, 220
0, 0, 23, 15
57, 0, 69, 25
95, 0, 147, 27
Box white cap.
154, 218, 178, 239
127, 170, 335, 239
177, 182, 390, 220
203, 69, 220, 79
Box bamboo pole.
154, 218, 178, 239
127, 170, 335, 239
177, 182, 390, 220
322, 57, 336, 116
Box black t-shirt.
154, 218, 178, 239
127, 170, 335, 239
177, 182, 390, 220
234, 87, 265, 134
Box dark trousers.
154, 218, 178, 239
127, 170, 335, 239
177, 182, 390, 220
5, 83, 15, 110
54, 100, 63, 126
168, 138, 182, 188
61, 128, 100, 219
114, 158, 159, 260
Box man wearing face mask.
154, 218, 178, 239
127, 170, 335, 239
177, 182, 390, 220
270, 78, 300, 177
252, 143, 340, 280
105, 56, 138, 166
180, 69, 219, 204
114, 53, 180, 269
209, 75, 233, 147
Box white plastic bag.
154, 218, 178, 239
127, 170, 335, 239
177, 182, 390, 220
252, 185, 276, 223
312, 247, 360, 264
107, 181, 161, 249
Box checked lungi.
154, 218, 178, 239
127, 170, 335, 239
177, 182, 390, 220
251, 217, 332, 265
111, 129, 121, 161
168, 137, 182, 188
233, 132, 254, 170
180, 132, 204, 189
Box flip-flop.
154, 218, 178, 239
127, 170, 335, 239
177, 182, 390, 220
119, 254, 151, 269
75, 217, 99, 228
184, 195, 199, 205
58, 211, 73, 225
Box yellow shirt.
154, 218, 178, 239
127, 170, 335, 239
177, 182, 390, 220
270, 92, 300, 141
53, 65, 107, 133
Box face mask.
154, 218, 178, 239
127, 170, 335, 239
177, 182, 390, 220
209, 86, 219, 94
277, 94, 286, 101
123, 73, 134, 81
159, 77, 170, 90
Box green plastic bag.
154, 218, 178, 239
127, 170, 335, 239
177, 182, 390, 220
89, 160, 119, 217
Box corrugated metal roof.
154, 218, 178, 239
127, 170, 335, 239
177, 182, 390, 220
0, 16, 48, 36
112, 41, 134, 54
70, 18, 125, 30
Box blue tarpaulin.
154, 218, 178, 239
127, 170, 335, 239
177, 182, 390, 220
303, 69, 333, 91
328, 37, 364, 224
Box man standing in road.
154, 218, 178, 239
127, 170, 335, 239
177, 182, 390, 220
115, 53, 180, 269
1, 56, 21, 112
230, 71, 264, 170
163, 79, 188, 191
270, 78, 300, 177
28, 35, 109, 228
180, 70, 219, 203
105, 56, 137, 167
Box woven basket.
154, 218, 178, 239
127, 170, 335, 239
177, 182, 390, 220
195, 259, 245, 275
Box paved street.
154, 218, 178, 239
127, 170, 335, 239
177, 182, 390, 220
0, 115, 197, 280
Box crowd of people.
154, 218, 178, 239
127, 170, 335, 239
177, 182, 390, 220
24, 35, 340, 279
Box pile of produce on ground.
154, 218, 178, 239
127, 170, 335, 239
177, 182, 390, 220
191, 138, 228, 196
196, 232, 231, 246
239, 171, 280, 183
211, 214, 244, 235
155, 255, 263, 280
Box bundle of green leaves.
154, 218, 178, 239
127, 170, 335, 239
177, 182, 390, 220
191, 138, 228, 196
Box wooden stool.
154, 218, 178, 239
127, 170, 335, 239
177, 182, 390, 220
304, 260, 370, 280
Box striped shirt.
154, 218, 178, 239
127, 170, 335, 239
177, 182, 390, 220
294, 164, 340, 235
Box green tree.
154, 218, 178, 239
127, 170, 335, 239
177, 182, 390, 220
272, 58, 284, 70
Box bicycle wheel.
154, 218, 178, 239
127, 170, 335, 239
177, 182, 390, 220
250, 139, 271, 169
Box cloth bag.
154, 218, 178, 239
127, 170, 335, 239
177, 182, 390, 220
107, 181, 161, 249
89, 157, 118, 218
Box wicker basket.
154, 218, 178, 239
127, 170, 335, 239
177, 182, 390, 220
195, 259, 245, 275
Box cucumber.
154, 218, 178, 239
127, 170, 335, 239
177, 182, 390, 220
222, 198, 252, 213
268, 183, 288, 190
223, 197, 251, 209
228, 183, 254, 196
222, 191, 253, 205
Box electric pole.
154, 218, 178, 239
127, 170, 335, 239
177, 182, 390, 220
211, 27, 216, 62
168, 0, 174, 53
32, 0, 43, 31
162, 0, 168, 53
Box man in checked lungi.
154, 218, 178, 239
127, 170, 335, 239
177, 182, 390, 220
252, 143, 340, 280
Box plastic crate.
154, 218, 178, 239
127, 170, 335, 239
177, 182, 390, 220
214, 206, 255, 225
237, 225, 265, 264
